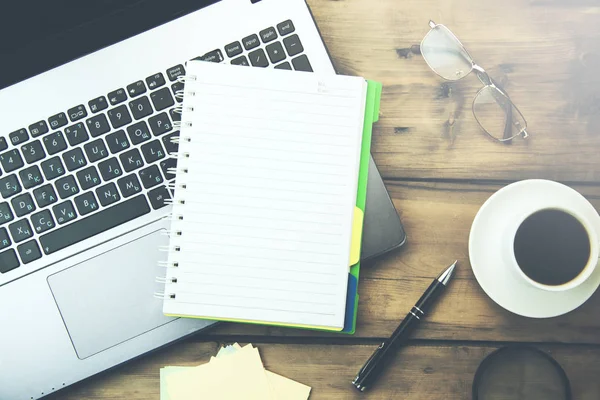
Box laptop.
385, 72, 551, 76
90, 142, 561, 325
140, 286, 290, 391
0, 0, 406, 398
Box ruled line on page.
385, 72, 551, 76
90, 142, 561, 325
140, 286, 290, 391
193, 120, 355, 138
178, 230, 341, 245
193, 81, 357, 98
171, 301, 336, 317
178, 263, 338, 277
177, 242, 341, 257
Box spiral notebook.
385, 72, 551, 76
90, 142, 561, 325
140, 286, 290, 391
161, 60, 380, 331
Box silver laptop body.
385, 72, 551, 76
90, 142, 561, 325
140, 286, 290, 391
0, 1, 404, 398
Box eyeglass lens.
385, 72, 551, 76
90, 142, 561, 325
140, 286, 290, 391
421, 25, 473, 81
473, 86, 527, 141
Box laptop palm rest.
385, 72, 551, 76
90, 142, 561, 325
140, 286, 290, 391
47, 229, 177, 360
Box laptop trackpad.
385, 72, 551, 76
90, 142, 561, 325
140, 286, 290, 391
47, 229, 176, 359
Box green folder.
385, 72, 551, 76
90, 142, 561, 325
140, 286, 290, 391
341, 79, 381, 334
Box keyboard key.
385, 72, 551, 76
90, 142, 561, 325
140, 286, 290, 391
150, 88, 175, 112
198, 49, 224, 63
292, 55, 313, 72
0, 228, 10, 250
41, 194, 150, 255
141, 140, 166, 163
75, 192, 100, 216
120, 149, 144, 173
63, 148, 87, 171
225, 41, 243, 58
64, 123, 89, 146
149, 113, 173, 136
76, 166, 101, 190
19, 165, 44, 189
11, 193, 35, 217
84, 139, 109, 163
0, 202, 14, 225
0, 137, 7, 152
129, 96, 154, 120
106, 130, 130, 154
29, 120, 49, 138
33, 185, 58, 208
260, 27, 278, 43
96, 182, 120, 207
107, 105, 132, 129
41, 157, 66, 180
108, 88, 127, 106
52, 200, 77, 225
274, 62, 292, 70
127, 80, 147, 97
43, 131, 68, 155
127, 121, 152, 145
167, 64, 185, 82
18, 240, 42, 264
266, 42, 286, 64
67, 105, 87, 122
86, 114, 111, 137
0, 249, 19, 273
139, 164, 163, 189
160, 158, 177, 180
88, 96, 108, 113
9, 129, 28, 146
31, 210, 55, 234
0, 149, 24, 173
146, 73, 166, 90
55, 175, 80, 199
98, 157, 123, 181
117, 174, 142, 198
249, 49, 269, 67
21, 140, 46, 164
243, 34, 260, 50
231, 56, 249, 66
0, 174, 21, 199
283, 34, 304, 57
171, 82, 184, 103
9, 218, 33, 243
277, 20, 295, 36
162, 132, 179, 155
48, 112, 68, 130
148, 185, 171, 210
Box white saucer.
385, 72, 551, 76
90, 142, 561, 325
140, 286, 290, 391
469, 179, 600, 318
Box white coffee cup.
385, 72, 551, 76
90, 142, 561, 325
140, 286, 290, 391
503, 184, 600, 292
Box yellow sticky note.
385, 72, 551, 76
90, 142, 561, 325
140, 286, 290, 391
266, 371, 311, 400
164, 343, 310, 400
160, 367, 190, 400
166, 344, 273, 400
350, 207, 364, 266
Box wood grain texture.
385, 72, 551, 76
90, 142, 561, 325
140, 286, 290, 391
46, 340, 600, 400
51, 0, 600, 398
206, 181, 600, 343
307, 0, 600, 182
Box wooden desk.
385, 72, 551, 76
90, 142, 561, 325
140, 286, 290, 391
50, 0, 600, 398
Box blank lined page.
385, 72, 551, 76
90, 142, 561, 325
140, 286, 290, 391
164, 61, 367, 330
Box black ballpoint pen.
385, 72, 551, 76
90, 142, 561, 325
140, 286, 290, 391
352, 260, 458, 392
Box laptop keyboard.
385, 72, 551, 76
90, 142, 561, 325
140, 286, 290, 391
0, 19, 311, 276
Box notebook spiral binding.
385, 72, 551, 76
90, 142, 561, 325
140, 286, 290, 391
155, 74, 198, 301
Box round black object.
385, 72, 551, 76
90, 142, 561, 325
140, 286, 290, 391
473, 346, 571, 400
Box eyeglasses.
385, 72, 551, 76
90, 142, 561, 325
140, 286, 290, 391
421, 21, 529, 142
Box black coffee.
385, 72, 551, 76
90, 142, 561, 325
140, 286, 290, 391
513, 209, 591, 286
